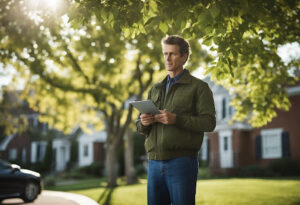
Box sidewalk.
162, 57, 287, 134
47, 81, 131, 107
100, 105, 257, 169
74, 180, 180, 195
1, 191, 99, 205
43, 191, 99, 205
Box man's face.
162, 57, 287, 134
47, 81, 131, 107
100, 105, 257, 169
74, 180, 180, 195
162, 44, 187, 73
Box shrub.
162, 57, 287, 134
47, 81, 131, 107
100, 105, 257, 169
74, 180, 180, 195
88, 162, 104, 176
267, 158, 300, 177
135, 163, 146, 176
69, 169, 89, 179
239, 165, 267, 177
198, 167, 212, 179
76, 162, 104, 177
44, 175, 56, 187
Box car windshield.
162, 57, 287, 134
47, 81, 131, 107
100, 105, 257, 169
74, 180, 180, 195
0, 159, 11, 169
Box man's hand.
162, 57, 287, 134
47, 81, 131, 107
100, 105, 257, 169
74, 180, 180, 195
154, 110, 176, 125
140, 113, 155, 126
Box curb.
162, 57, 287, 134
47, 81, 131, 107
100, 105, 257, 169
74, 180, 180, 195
43, 190, 99, 205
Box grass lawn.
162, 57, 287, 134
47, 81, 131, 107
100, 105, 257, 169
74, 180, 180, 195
46, 177, 300, 205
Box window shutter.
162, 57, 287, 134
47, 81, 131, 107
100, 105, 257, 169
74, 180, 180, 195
281, 131, 290, 158
255, 135, 262, 160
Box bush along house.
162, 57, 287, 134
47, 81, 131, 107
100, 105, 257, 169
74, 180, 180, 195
200, 74, 300, 176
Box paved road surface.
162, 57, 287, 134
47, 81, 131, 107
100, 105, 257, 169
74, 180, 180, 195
1, 191, 98, 205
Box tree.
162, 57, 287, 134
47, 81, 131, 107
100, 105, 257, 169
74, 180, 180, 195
69, 0, 300, 127
0, 88, 28, 135
0, 0, 210, 187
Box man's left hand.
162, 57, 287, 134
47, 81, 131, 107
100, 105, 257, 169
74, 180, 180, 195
154, 110, 176, 125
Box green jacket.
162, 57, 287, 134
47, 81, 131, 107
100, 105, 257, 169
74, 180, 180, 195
136, 70, 216, 160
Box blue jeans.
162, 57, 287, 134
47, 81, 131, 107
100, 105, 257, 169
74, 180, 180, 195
147, 156, 198, 205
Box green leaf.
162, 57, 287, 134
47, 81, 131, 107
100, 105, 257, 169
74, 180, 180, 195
159, 21, 168, 33
101, 9, 107, 21
139, 24, 146, 34
203, 36, 213, 46
108, 12, 114, 22
123, 28, 131, 38
149, 0, 158, 13
198, 10, 213, 26
209, 4, 220, 19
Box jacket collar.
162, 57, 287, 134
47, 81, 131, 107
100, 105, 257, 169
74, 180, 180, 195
154, 69, 193, 88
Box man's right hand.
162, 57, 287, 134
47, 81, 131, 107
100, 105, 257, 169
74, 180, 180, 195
140, 113, 155, 126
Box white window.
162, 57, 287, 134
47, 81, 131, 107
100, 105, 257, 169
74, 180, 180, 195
33, 117, 38, 129
84, 144, 89, 157
261, 128, 282, 159
9, 148, 18, 160
224, 136, 228, 151
22, 148, 27, 163
222, 98, 226, 119
42, 123, 48, 132
37, 142, 47, 162
31, 141, 47, 163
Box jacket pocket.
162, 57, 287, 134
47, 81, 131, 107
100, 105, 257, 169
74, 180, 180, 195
172, 92, 192, 111
162, 126, 203, 150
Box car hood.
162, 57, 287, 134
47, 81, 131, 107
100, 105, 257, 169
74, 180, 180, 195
21, 169, 41, 178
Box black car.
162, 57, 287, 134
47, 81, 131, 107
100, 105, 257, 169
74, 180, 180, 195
0, 159, 42, 203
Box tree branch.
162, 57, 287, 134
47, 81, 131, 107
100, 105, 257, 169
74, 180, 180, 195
64, 45, 91, 84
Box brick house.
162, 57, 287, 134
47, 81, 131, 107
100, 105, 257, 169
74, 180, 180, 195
0, 90, 71, 172
200, 75, 300, 174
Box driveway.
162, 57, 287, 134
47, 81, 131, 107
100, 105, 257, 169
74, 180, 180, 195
1, 191, 98, 205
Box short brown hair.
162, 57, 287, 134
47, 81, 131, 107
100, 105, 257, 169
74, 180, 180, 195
161, 35, 191, 57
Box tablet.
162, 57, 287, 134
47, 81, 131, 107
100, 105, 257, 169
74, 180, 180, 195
130, 100, 161, 115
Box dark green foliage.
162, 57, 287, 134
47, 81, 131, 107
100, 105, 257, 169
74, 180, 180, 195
239, 158, 300, 177
77, 162, 104, 177
239, 165, 268, 177
267, 158, 300, 177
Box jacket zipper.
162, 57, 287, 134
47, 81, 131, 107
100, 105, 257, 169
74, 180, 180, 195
155, 87, 166, 160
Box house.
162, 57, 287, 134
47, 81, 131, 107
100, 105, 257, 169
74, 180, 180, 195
0, 90, 72, 172
0, 114, 72, 173
77, 129, 106, 167
200, 74, 300, 174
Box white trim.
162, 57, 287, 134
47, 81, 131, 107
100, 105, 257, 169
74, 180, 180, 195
218, 130, 233, 168
200, 135, 209, 161
31, 142, 37, 163
287, 85, 300, 96
0, 133, 16, 151
22, 148, 27, 163
52, 138, 71, 171
215, 121, 252, 132
8, 148, 18, 160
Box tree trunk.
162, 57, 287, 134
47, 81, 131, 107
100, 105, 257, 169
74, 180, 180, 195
105, 138, 119, 188
124, 129, 137, 184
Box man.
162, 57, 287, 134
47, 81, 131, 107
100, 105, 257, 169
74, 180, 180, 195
136, 35, 216, 205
